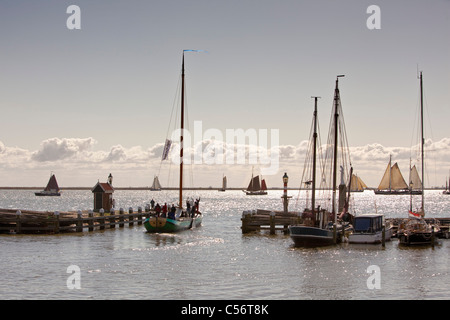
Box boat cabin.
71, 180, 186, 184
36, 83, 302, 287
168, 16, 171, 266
92, 182, 114, 212
353, 214, 384, 233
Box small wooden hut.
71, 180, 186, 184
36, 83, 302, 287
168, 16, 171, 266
92, 181, 114, 212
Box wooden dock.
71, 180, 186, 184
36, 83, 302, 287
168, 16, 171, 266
241, 209, 301, 234
0, 207, 152, 234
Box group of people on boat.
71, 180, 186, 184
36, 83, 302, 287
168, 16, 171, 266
149, 198, 201, 219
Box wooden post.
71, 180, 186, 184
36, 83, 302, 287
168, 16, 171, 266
270, 211, 276, 235
76, 210, 83, 232
110, 208, 116, 228
54, 211, 60, 234
15, 210, 22, 234
241, 211, 250, 234
431, 225, 435, 248
137, 207, 143, 225
88, 210, 94, 231
333, 224, 337, 244
382, 225, 386, 247
128, 207, 134, 226
119, 208, 124, 227
99, 208, 105, 230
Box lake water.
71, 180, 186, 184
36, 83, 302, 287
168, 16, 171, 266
1, 189, 449, 300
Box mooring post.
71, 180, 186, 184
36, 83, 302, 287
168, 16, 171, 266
241, 211, 250, 234
119, 208, 124, 227
15, 210, 22, 234
88, 210, 94, 231
270, 211, 276, 235
76, 210, 83, 232
382, 225, 386, 247
128, 207, 134, 226
431, 225, 435, 248
99, 208, 105, 230
138, 206, 143, 225
54, 211, 60, 234
110, 208, 116, 228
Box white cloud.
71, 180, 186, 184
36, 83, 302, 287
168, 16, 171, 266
0, 137, 450, 187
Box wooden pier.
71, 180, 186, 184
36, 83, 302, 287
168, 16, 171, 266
0, 207, 152, 234
241, 209, 301, 234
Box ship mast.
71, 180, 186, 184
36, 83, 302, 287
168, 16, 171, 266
179, 53, 185, 209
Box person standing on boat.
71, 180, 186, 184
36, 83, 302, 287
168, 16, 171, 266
162, 203, 168, 217
150, 199, 155, 209
155, 203, 161, 217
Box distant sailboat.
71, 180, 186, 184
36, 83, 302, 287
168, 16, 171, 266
219, 175, 227, 192
350, 173, 367, 192
243, 170, 267, 195
35, 173, 61, 196
150, 175, 162, 191
443, 171, 450, 195
374, 155, 411, 194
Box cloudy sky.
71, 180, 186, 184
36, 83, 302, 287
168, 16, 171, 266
1, 0, 449, 188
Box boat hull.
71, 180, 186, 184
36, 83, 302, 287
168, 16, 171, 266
144, 215, 202, 233
398, 232, 434, 245
243, 191, 267, 195
289, 225, 335, 247
35, 192, 61, 196
374, 190, 421, 195
349, 228, 393, 244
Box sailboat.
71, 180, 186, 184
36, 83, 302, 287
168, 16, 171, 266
35, 173, 61, 196
350, 173, 367, 192
243, 171, 267, 195
150, 175, 162, 191
397, 72, 439, 245
290, 79, 353, 247
443, 172, 450, 194
218, 174, 227, 192
144, 51, 203, 233
374, 155, 411, 194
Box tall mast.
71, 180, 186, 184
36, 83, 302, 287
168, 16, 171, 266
419, 71, 424, 211
179, 52, 185, 209
332, 75, 344, 218
311, 96, 320, 214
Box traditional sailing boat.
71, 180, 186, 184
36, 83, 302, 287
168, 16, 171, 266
290, 78, 353, 247
350, 173, 367, 192
144, 51, 202, 232
35, 173, 61, 196
218, 174, 227, 192
443, 172, 450, 194
398, 72, 439, 245
243, 169, 267, 195
150, 175, 162, 191
374, 155, 411, 194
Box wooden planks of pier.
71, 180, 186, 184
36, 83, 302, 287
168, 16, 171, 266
0, 207, 152, 234
241, 209, 301, 235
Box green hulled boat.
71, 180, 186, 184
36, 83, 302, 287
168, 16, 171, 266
144, 50, 204, 233
144, 214, 202, 233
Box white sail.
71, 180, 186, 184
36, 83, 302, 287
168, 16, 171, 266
151, 176, 162, 190
409, 165, 422, 191
350, 174, 367, 192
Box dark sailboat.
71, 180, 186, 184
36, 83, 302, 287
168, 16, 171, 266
35, 173, 61, 196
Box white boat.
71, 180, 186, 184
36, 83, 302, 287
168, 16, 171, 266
348, 214, 392, 244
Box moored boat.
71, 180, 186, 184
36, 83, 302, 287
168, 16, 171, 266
348, 214, 393, 244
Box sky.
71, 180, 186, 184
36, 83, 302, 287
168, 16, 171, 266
0, 0, 449, 188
